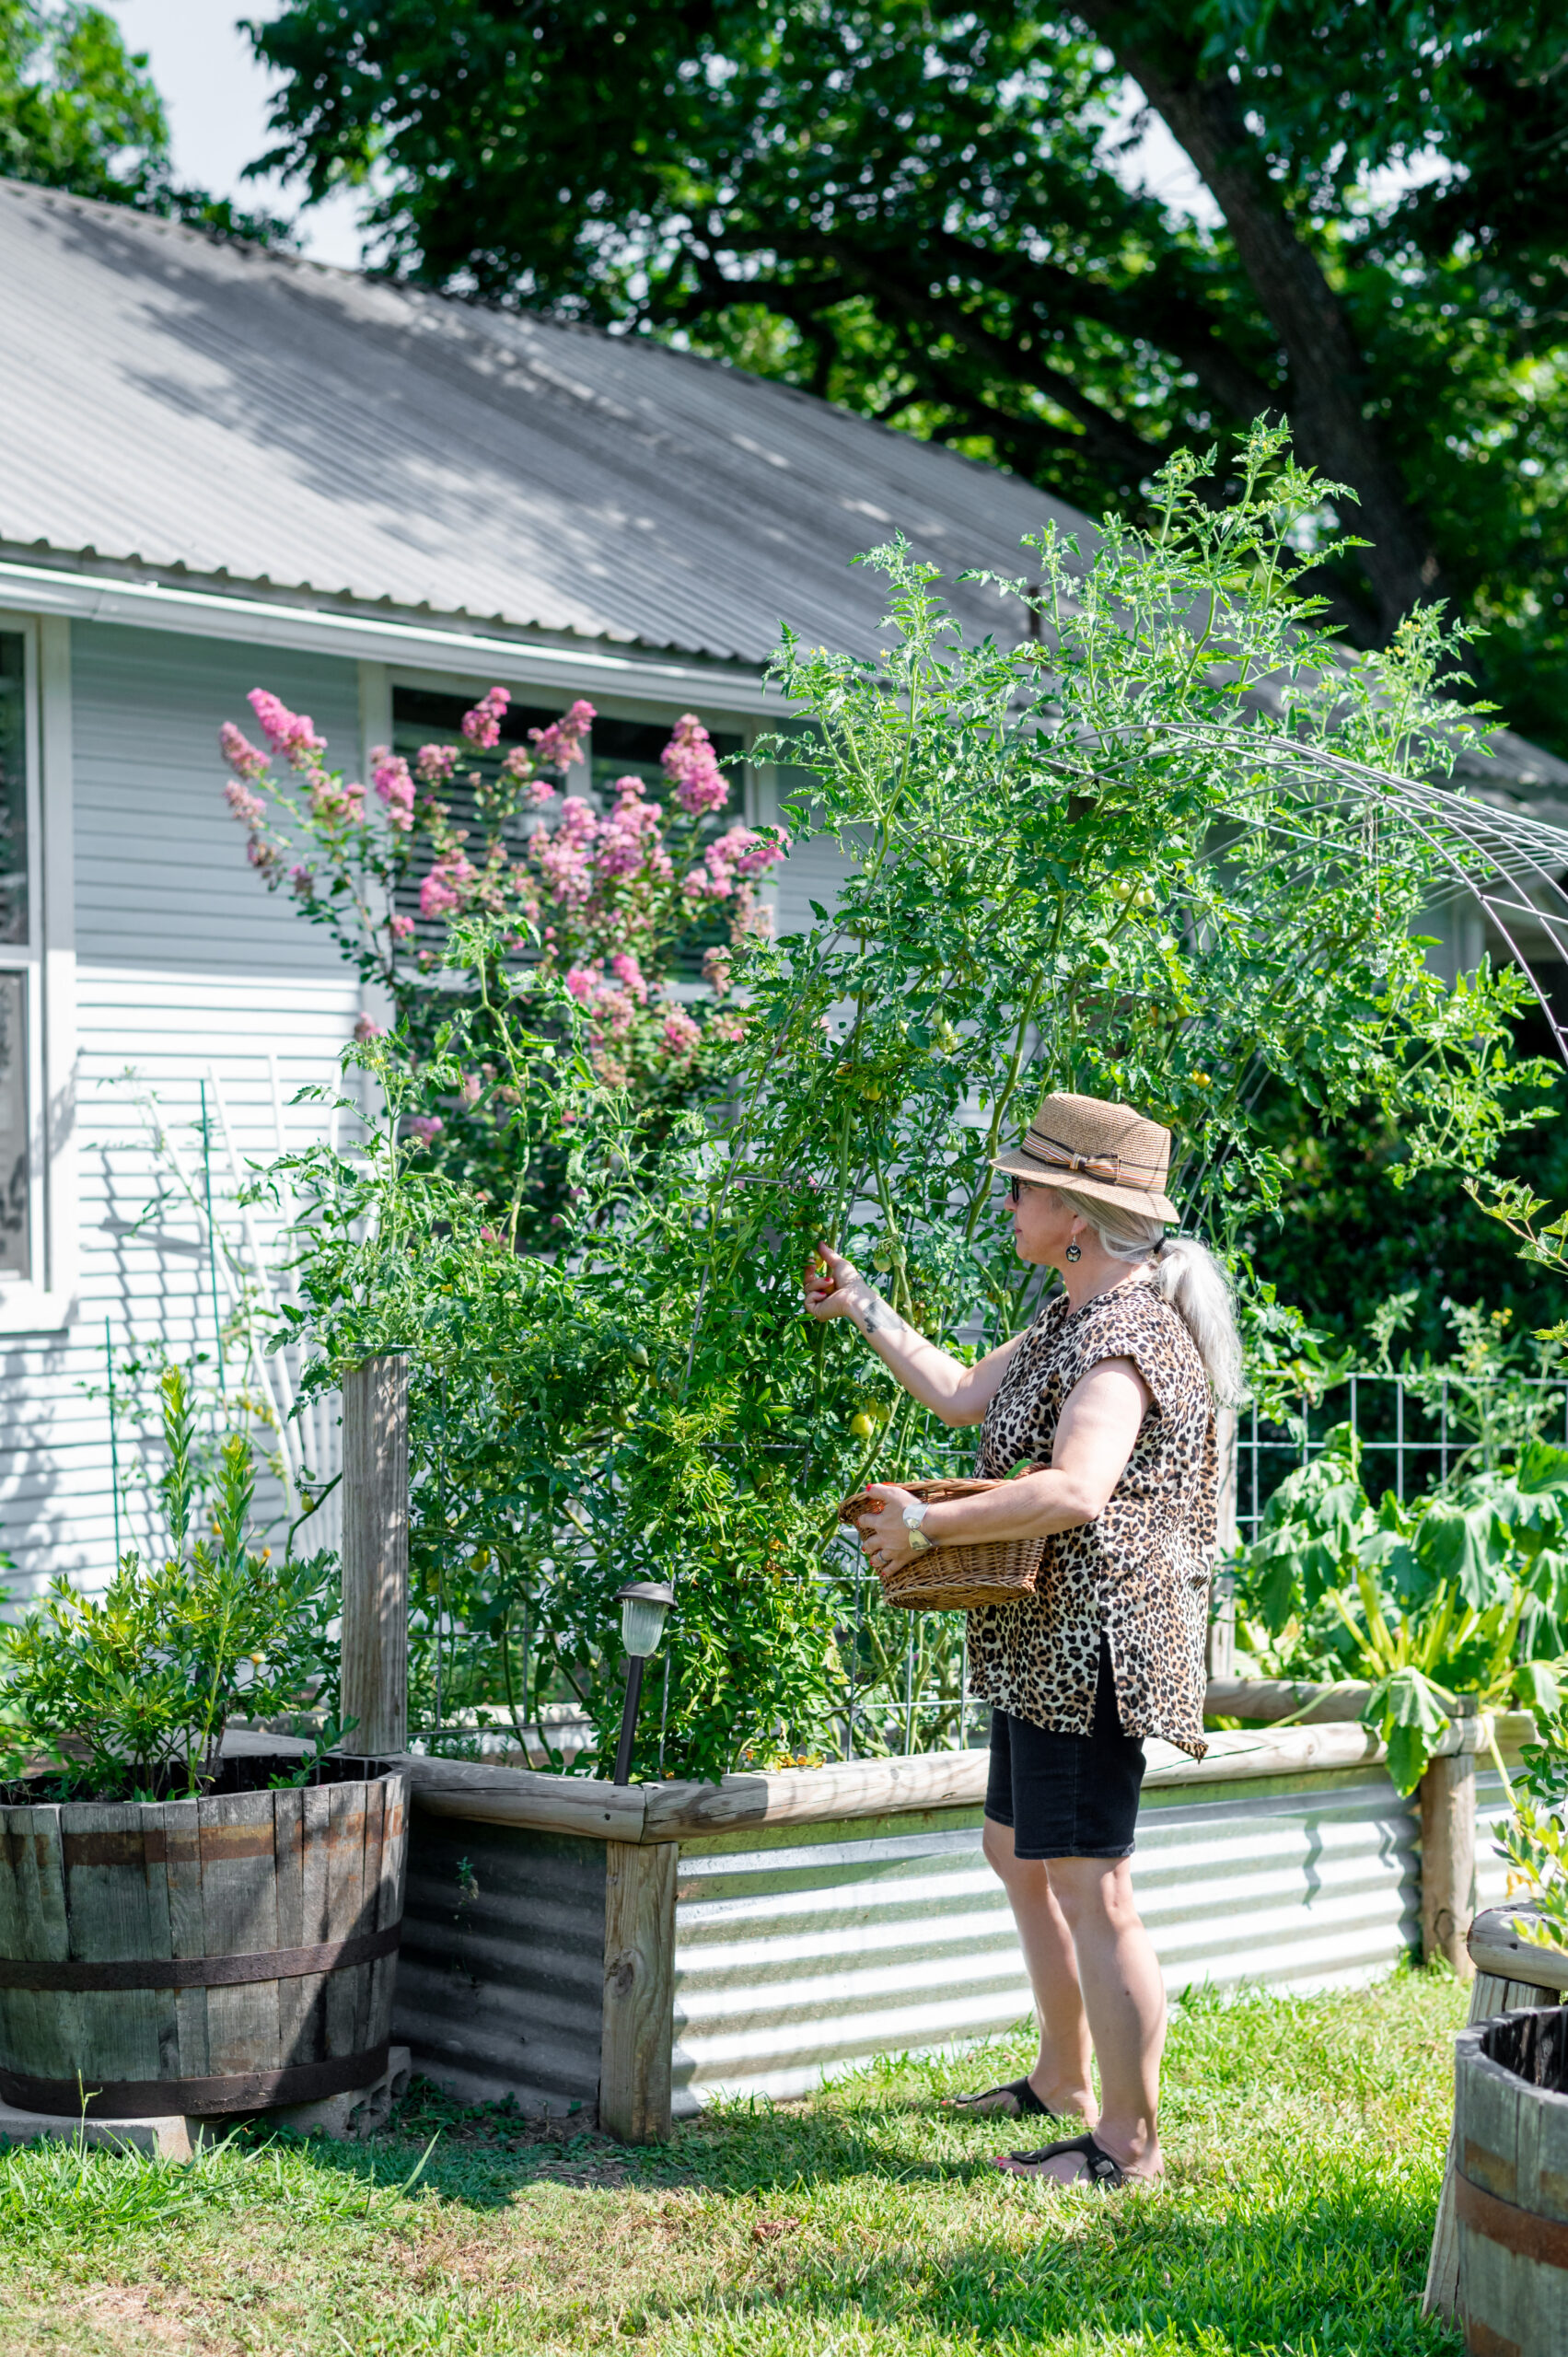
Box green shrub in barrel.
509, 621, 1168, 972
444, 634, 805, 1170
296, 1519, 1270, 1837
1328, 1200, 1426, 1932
0, 1369, 406, 2120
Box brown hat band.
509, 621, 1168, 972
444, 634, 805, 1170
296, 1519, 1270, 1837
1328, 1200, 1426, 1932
1018, 1134, 1162, 1190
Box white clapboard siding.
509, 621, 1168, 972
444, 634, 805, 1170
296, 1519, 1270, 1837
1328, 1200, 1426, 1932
73, 622, 363, 975
0, 625, 363, 1591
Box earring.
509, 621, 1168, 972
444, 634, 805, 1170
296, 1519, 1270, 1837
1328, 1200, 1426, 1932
1064, 1239, 1082, 1263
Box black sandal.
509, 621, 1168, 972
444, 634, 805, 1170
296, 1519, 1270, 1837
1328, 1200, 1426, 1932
948, 2076, 1059, 2120
996, 2131, 1126, 2188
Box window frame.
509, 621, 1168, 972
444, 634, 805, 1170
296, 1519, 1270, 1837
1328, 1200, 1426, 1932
0, 614, 76, 1331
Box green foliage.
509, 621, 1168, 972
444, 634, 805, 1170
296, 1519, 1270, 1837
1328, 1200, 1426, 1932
0, 1368, 338, 1799
1498, 1701, 1568, 1958
1235, 1411, 1568, 1792
1242, 1062, 1568, 1365
0, 0, 295, 242
257, 428, 1551, 1782
0, 0, 164, 200
252, 0, 1568, 744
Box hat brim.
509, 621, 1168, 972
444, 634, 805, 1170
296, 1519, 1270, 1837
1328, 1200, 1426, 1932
991, 1150, 1179, 1225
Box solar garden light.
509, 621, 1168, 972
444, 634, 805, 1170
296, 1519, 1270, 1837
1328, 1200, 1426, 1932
611, 1581, 675, 1786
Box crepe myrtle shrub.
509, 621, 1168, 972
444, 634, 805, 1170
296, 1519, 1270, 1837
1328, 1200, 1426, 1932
258, 421, 1551, 1776
0, 1367, 339, 1802
220, 683, 783, 1245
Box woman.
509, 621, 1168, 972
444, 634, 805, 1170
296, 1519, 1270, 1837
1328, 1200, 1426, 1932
804, 1090, 1239, 2189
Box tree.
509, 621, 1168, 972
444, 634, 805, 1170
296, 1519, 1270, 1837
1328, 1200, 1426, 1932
3, 0, 293, 243
247, 0, 1568, 749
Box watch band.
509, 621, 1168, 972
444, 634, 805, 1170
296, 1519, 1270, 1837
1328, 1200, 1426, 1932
903, 1500, 934, 1555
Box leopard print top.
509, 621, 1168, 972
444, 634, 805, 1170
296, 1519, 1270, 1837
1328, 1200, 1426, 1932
967, 1280, 1216, 1759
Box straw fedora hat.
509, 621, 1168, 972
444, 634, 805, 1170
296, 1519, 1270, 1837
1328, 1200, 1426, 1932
993, 1091, 1179, 1224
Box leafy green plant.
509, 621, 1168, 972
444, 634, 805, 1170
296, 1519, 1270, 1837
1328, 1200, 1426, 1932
0, 1367, 338, 1800
1496, 1703, 1568, 1956
244, 424, 1554, 1780
1236, 1417, 1568, 1791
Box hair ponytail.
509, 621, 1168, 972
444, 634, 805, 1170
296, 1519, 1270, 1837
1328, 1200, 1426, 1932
1052, 1187, 1244, 1406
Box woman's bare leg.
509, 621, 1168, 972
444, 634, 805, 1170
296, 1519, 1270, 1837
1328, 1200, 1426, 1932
981, 1815, 1097, 2118
998, 1852, 1165, 2181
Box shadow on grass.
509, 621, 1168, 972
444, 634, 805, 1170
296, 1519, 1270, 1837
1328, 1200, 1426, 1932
222, 2069, 1047, 2212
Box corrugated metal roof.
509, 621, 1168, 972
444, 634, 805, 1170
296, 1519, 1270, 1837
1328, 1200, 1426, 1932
0, 176, 1087, 670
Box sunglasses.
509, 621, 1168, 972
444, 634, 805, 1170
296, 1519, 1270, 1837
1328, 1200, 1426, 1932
1006, 1176, 1047, 1203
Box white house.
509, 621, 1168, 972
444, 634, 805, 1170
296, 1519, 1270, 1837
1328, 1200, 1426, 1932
1, 173, 1565, 1591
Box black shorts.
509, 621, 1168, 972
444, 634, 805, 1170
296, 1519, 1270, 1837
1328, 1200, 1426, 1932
983, 1634, 1146, 1860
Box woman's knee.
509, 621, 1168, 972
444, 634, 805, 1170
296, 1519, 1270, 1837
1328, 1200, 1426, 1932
1042, 1853, 1137, 1923
982, 1815, 1041, 1884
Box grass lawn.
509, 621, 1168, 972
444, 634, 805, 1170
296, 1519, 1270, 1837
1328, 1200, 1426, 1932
0, 1965, 1468, 2356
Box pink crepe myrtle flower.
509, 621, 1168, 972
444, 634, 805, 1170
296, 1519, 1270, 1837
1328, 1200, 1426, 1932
371, 748, 417, 832
461, 686, 510, 749
389, 911, 415, 942
661, 1006, 703, 1057
419, 853, 475, 918
416, 743, 458, 785
479, 1225, 498, 1245
248, 838, 280, 877
528, 698, 596, 771
530, 796, 599, 906
225, 777, 267, 829
662, 714, 728, 815
407, 1114, 444, 1144
702, 946, 733, 996
610, 950, 649, 1004
459, 1074, 482, 1106
220, 722, 270, 782
354, 1013, 385, 1042
712, 824, 785, 878
564, 966, 598, 1004
711, 1010, 749, 1045
248, 689, 325, 767
288, 863, 314, 897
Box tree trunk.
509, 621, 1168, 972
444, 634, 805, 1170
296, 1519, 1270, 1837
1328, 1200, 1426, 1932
1076, 6, 1448, 633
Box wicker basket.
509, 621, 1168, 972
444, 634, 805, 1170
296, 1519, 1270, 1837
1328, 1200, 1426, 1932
838, 1477, 1044, 1611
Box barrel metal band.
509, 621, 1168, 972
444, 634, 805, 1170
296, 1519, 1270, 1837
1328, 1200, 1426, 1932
1456, 2167, 1568, 2270
0, 2040, 393, 2120
0, 1920, 401, 1992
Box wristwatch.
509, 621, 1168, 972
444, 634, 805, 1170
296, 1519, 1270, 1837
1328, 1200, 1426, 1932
902, 1501, 934, 1556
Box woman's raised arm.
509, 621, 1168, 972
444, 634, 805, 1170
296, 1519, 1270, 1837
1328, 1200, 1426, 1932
802, 1243, 1026, 1427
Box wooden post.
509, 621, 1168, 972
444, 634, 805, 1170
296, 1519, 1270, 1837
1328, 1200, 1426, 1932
1420, 1749, 1476, 1977
599, 1840, 676, 2143
340, 1355, 409, 1759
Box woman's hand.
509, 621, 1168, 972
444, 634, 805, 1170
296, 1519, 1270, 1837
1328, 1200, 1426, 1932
803, 1243, 868, 1323
856, 1483, 922, 1574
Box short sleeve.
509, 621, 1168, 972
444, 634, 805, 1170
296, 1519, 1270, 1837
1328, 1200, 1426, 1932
1065, 1294, 1202, 1431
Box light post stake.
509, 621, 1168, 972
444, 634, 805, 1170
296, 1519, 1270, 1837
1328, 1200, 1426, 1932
611, 1582, 675, 1786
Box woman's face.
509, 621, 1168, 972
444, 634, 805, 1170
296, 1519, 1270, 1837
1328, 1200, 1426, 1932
1007, 1178, 1086, 1269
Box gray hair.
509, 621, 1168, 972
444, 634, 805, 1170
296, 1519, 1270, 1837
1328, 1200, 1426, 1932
1053, 1187, 1244, 1406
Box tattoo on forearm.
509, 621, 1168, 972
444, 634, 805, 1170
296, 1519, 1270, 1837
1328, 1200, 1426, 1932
859, 1297, 903, 1345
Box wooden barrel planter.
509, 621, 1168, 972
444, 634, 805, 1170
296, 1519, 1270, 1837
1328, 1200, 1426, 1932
0, 1755, 406, 2119
1455, 2002, 1568, 2355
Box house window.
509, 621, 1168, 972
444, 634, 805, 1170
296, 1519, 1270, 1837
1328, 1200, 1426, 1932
0, 634, 29, 1280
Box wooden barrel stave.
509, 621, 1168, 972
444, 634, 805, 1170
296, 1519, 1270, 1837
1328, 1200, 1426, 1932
1457, 2005, 1568, 2356
64, 1801, 168, 2089
0, 1769, 406, 2115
